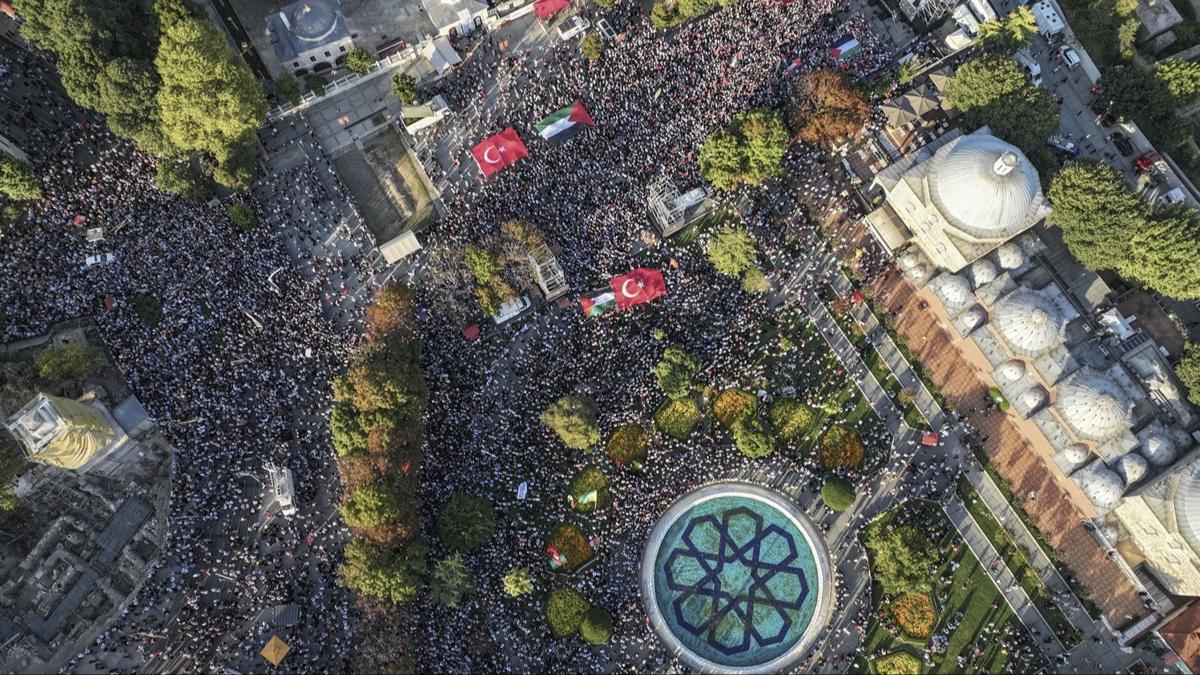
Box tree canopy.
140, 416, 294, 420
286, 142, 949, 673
863, 522, 938, 595
699, 108, 788, 190
976, 6, 1038, 51
1175, 342, 1200, 407
430, 554, 474, 608
1128, 206, 1200, 299
437, 492, 497, 553
706, 225, 757, 277
502, 567, 534, 597
1047, 161, 1148, 273
344, 46, 374, 74
35, 344, 103, 382
945, 54, 1059, 169
340, 481, 406, 530
785, 69, 868, 148
1155, 58, 1200, 104
338, 330, 427, 416
820, 477, 856, 511
0, 156, 41, 201
654, 347, 699, 399
733, 417, 775, 458
540, 395, 601, 450
338, 538, 428, 604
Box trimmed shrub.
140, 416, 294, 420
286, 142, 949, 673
713, 388, 757, 428
579, 606, 613, 644
874, 651, 921, 675
545, 586, 589, 637
541, 395, 601, 450
227, 202, 257, 231
567, 466, 610, 512
820, 477, 855, 511
35, 344, 103, 382
545, 522, 593, 572
606, 423, 648, 467
891, 593, 936, 639
732, 417, 775, 458
654, 397, 702, 440
821, 425, 865, 469
769, 398, 814, 441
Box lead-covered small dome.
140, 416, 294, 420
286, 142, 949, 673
1076, 462, 1125, 511
969, 259, 998, 288
1115, 453, 1149, 485
992, 289, 1064, 355
290, 1, 338, 41
1062, 443, 1090, 466
1141, 432, 1178, 467
1174, 462, 1200, 554
996, 242, 1026, 270
1055, 369, 1132, 442
1019, 386, 1047, 411
927, 135, 1041, 237
962, 306, 986, 331
930, 273, 974, 313
998, 359, 1026, 382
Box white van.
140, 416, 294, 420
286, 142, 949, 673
1159, 187, 1186, 206
596, 18, 617, 41
492, 296, 531, 324
1015, 48, 1042, 86
83, 252, 117, 269
557, 16, 591, 41
1059, 45, 1081, 69
1030, 0, 1065, 39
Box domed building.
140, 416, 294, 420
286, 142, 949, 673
1053, 367, 1134, 444
266, 0, 353, 76
865, 128, 1051, 272
990, 288, 1068, 357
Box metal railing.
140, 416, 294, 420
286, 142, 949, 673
267, 48, 418, 121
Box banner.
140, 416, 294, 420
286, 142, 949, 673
470, 127, 528, 178
610, 268, 668, 310
536, 100, 595, 146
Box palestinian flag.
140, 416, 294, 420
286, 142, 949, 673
535, 101, 595, 146
580, 290, 616, 317
829, 35, 861, 61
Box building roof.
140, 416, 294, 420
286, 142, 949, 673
266, 0, 351, 62
1176, 459, 1200, 555
1158, 601, 1200, 673
1055, 367, 1134, 443
927, 134, 1041, 238
991, 288, 1065, 356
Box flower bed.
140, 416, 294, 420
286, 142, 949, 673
654, 397, 702, 440
606, 423, 648, 467
891, 593, 935, 639
712, 388, 757, 428
873, 650, 921, 675
821, 425, 865, 469
545, 522, 593, 572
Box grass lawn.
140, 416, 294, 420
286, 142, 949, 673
858, 502, 1038, 674
957, 478, 1082, 648
395, 149, 435, 232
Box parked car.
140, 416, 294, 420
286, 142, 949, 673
557, 15, 590, 41
83, 252, 117, 269
1134, 151, 1167, 174
1058, 45, 1081, 69
1110, 131, 1135, 156
1047, 135, 1081, 158
492, 296, 532, 324
596, 18, 617, 41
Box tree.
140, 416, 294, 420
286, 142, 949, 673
366, 283, 415, 339
0, 441, 25, 515
741, 266, 770, 294
706, 225, 757, 277
540, 395, 601, 450
391, 73, 418, 104
306, 74, 328, 97
133, 294, 163, 327
733, 417, 775, 458
340, 481, 406, 530
341, 331, 428, 416
502, 567, 534, 597
785, 69, 868, 148
345, 46, 374, 74
1156, 59, 1200, 103
1047, 161, 1148, 273
976, 6, 1037, 51
273, 73, 301, 106
820, 477, 856, 511
154, 156, 210, 201
769, 398, 814, 441
592, 0, 616, 6
699, 109, 788, 189
579, 606, 613, 644
338, 538, 427, 604
654, 346, 699, 399
1175, 342, 1200, 407
545, 587, 589, 637
437, 492, 497, 552
35, 344, 103, 382
154, 0, 266, 189
945, 54, 1059, 163
0, 156, 41, 201
1103, 64, 1175, 127
580, 34, 603, 61
606, 423, 649, 467
863, 522, 938, 595
430, 554, 474, 608
226, 202, 257, 231
1127, 206, 1200, 299
649, 1, 685, 29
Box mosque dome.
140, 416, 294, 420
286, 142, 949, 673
927, 135, 1041, 237
910, 264, 929, 282
930, 273, 974, 313
289, 0, 338, 42
1141, 432, 1178, 467
962, 306, 986, 331
969, 259, 998, 288
1174, 462, 1200, 554
1076, 462, 1125, 511
991, 289, 1063, 355
1019, 387, 1047, 411
997, 359, 1026, 382
1114, 453, 1149, 485
1062, 443, 1090, 467
1055, 369, 1131, 442
996, 242, 1026, 270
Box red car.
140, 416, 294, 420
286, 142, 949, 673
1135, 151, 1167, 174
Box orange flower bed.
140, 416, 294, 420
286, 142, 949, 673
891, 593, 935, 639
820, 425, 865, 469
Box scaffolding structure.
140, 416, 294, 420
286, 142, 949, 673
528, 243, 568, 300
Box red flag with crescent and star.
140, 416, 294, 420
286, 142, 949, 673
470, 127, 528, 178
609, 268, 667, 310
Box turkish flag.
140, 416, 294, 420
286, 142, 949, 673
610, 268, 667, 310
471, 127, 528, 178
